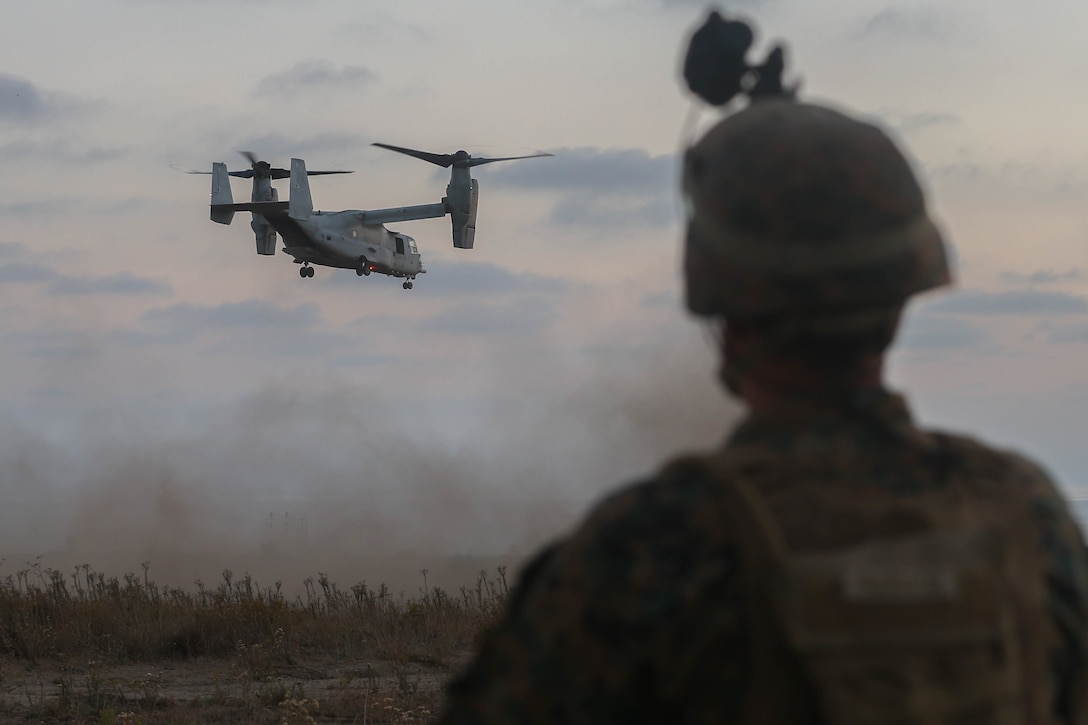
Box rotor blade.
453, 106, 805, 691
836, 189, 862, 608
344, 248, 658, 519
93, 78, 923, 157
177, 162, 351, 178
240, 151, 260, 166
264, 168, 351, 179
466, 152, 554, 168
173, 166, 252, 177
372, 143, 453, 168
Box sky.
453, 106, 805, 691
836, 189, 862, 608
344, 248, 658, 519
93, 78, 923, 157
2, 0, 1088, 590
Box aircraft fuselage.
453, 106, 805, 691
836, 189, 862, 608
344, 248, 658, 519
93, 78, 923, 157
286, 213, 424, 278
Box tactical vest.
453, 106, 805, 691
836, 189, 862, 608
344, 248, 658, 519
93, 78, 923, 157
674, 434, 1058, 725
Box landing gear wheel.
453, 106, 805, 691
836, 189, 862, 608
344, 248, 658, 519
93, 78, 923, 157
407, 281, 413, 289
356, 257, 371, 277
299, 266, 309, 279
402, 281, 410, 290
306, 266, 315, 278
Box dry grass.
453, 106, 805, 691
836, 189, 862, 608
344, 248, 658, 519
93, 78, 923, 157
0, 560, 508, 723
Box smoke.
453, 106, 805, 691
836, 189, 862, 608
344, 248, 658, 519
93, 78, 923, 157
0, 327, 741, 594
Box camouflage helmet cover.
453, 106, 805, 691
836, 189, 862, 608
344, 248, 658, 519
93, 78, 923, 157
682, 99, 951, 321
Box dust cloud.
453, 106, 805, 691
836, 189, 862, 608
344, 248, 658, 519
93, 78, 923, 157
0, 333, 741, 595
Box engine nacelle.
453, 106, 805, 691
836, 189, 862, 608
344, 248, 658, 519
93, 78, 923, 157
448, 177, 479, 249
252, 218, 277, 255
251, 188, 279, 255
210, 161, 235, 224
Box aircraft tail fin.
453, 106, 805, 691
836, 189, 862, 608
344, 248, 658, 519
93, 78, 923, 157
210, 162, 235, 225
289, 158, 313, 219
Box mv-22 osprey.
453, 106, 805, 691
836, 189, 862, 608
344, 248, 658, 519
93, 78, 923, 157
203, 144, 551, 289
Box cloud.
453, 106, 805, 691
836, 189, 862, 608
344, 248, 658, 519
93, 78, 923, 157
326, 351, 403, 369
384, 259, 573, 299
0, 74, 51, 122
552, 194, 678, 228
1000, 269, 1083, 286
51, 272, 172, 297
0, 138, 126, 164
489, 146, 675, 195
0, 242, 28, 259
133, 300, 357, 358
486, 147, 680, 228
1045, 324, 1088, 345
0, 262, 172, 297
142, 300, 323, 335
640, 289, 679, 311
0, 199, 80, 218
255, 61, 377, 95
929, 158, 1088, 202
225, 132, 364, 169
926, 160, 982, 188
4, 327, 102, 361
417, 297, 558, 337
877, 109, 960, 135
0, 196, 159, 220
859, 7, 950, 41
927, 289, 1088, 316
648, 0, 769, 7
0, 73, 91, 124
896, 312, 994, 351
0, 262, 57, 284
335, 260, 573, 337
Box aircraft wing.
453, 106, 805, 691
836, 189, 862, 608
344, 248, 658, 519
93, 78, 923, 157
211, 201, 313, 247
211, 201, 289, 217
358, 202, 447, 225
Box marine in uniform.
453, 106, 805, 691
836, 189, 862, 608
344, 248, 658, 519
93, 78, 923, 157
438, 11, 1088, 724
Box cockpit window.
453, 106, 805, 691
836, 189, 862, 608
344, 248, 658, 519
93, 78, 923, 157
408, 237, 419, 254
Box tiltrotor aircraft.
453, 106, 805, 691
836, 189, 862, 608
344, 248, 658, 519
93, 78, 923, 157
196, 144, 551, 289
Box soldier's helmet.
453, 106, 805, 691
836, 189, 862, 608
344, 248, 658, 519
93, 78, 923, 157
682, 98, 952, 333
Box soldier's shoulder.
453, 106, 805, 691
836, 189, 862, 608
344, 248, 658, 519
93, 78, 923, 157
572, 452, 735, 539
517, 453, 745, 622
543, 452, 747, 585
930, 429, 1083, 534
930, 429, 1061, 490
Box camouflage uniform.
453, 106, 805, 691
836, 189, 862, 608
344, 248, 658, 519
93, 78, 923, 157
438, 36, 1088, 723
439, 391, 1088, 723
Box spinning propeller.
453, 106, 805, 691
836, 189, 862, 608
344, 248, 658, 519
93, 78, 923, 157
372, 143, 552, 168
176, 151, 352, 178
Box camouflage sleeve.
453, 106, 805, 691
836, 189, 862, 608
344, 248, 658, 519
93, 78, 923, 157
1011, 453, 1088, 723
437, 472, 748, 724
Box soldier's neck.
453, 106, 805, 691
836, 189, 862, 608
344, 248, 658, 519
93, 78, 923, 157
735, 355, 886, 413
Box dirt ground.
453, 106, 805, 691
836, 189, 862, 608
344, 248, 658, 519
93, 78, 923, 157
0, 650, 466, 723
